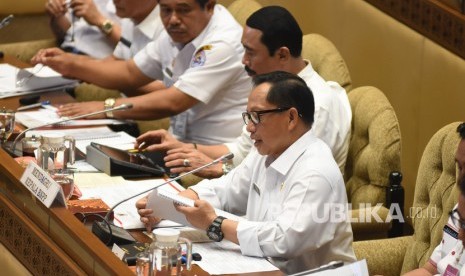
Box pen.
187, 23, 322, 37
17, 100, 51, 111
128, 141, 146, 153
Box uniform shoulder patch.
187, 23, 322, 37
191, 44, 213, 68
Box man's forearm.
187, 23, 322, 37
197, 144, 230, 159
70, 58, 151, 90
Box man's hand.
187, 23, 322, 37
175, 199, 217, 230
45, 0, 68, 18
135, 129, 189, 152
136, 196, 161, 233
31, 48, 78, 77
57, 101, 105, 118
70, 0, 105, 27
165, 147, 224, 179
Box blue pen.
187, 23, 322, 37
17, 100, 51, 111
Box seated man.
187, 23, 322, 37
134, 6, 351, 177
32, 0, 250, 145
404, 123, 465, 275
40, 0, 165, 96
137, 71, 356, 274
46, 0, 122, 58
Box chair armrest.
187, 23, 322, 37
0, 39, 56, 63
351, 205, 392, 240
353, 235, 412, 276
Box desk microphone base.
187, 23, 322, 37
92, 221, 135, 246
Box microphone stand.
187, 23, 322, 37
10, 103, 133, 156
92, 152, 234, 246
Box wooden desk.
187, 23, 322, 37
0, 56, 284, 276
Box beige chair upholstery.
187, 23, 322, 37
345, 86, 402, 240
226, 0, 262, 27
353, 122, 461, 276
302, 33, 352, 92
0, 39, 55, 63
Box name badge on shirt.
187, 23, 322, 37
443, 225, 459, 254
445, 264, 460, 276
252, 182, 260, 196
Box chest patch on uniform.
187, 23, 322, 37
191, 45, 213, 67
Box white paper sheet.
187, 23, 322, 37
0, 63, 77, 97
192, 240, 279, 274
78, 178, 185, 229
16, 108, 128, 129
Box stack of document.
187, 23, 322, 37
0, 64, 77, 98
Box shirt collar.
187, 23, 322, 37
297, 59, 316, 80
268, 130, 317, 175
135, 5, 161, 38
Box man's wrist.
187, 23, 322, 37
99, 19, 114, 35
104, 98, 116, 118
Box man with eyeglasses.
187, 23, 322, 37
134, 6, 351, 178
137, 71, 356, 274
405, 123, 465, 275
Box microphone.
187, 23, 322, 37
0, 14, 13, 30
92, 152, 234, 246
10, 103, 133, 156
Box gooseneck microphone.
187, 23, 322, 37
92, 152, 234, 245
0, 14, 13, 30
11, 103, 133, 155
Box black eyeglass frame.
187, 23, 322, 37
449, 209, 465, 231
242, 107, 291, 125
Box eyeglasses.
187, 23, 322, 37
449, 209, 465, 231
242, 107, 291, 125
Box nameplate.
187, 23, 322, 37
19, 162, 66, 208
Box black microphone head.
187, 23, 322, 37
120, 103, 133, 109
220, 152, 234, 162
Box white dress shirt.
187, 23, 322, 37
429, 204, 465, 274
225, 61, 352, 173
133, 5, 250, 144
113, 5, 163, 60
191, 130, 356, 274
61, 0, 121, 58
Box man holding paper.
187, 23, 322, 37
137, 71, 356, 274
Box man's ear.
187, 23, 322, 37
277, 47, 291, 61
288, 107, 300, 130
206, 0, 216, 12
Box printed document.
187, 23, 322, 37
192, 240, 279, 274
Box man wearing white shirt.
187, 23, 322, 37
33, 0, 250, 145
46, 0, 122, 58
404, 123, 465, 275
137, 71, 356, 274
135, 6, 351, 177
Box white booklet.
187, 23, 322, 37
146, 188, 245, 228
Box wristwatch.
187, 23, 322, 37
222, 162, 234, 175
206, 216, 226, 242
104, 98, 116, 118
100, 19, 114, 35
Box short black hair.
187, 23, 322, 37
246, 6, 303, 57
252, 71, 314, 126
460, 172, 465, 195
457, 122, 465, 139
157, 0, 210, 9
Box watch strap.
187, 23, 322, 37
104, 98, 116, 118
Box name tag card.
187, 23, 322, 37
20, 162, 66, 208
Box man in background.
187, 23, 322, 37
46, 0, 121, 57
135, 6, 351, 178
404, 123, 465, 275
33, 0, 250, 145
